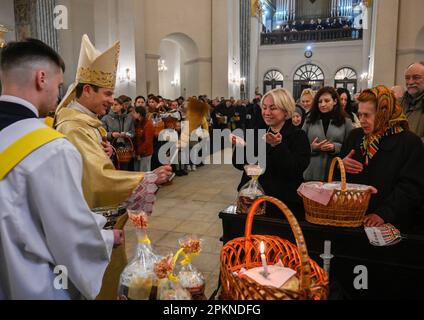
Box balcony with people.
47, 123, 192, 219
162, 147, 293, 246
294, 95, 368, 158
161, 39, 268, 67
261, 17, 363, 45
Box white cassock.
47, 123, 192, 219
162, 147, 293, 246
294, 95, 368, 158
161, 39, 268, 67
0, 114, 114, 299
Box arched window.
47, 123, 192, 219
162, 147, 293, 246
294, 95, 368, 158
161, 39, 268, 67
293, 64, 325, 100
263, 70, 284, 94
334, 67, 357, 94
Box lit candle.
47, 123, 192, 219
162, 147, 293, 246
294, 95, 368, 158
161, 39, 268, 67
259, 241, 269, 276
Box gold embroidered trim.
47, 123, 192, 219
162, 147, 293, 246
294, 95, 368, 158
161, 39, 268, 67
76, 67, 116, 89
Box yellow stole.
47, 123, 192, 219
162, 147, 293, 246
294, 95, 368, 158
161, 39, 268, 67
0, 128, 65, 180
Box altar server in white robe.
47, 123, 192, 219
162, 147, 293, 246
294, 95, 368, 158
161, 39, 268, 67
0, 39, 120, 299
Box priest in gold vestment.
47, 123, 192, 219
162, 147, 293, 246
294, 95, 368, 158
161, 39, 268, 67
54, 35, 173, 299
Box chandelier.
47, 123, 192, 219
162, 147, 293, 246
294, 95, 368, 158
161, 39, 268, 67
158, 59, 168, 72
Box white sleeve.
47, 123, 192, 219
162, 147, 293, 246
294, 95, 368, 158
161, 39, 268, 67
27, 141, 114, 300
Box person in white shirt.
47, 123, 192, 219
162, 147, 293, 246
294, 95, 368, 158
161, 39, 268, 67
0, 39, 120, 299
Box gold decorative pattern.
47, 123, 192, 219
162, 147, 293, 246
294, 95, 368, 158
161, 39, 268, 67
76, 67, 117, 89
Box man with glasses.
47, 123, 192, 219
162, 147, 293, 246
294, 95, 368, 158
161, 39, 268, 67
401, 62, 424, 142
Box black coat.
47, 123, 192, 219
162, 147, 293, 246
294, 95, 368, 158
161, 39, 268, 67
233, 121, 311, 219
244, 103, 267, 130
211, 103, 235, 130
340, 128, 424, 233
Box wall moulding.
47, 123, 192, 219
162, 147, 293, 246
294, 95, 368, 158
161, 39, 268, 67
397, 48, 424, 56
184, 57, 212, 65
145, 53, 161, 60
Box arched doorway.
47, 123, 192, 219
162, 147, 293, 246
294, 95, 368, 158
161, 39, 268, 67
334, 67, 358, 95
159, 33, 199, 99
263, 69, 284, 94
293, 64, 325, 100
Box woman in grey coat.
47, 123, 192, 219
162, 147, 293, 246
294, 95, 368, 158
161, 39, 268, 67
302, 87, 353, 181
102, 97, 135, 170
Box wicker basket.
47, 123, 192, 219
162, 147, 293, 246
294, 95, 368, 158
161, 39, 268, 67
113, 136, 134, 164
220, 196, 328, 300
301, 157, 372, 228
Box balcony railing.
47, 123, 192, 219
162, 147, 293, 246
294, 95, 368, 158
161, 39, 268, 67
261, 28, 363, 45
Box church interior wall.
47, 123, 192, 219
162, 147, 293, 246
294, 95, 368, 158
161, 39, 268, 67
159, 39, 181, 99
368, 0, 399, 88
57, 0, 95, 91
258, 40, 363, 95
144, 0, 212, 97
394, 0, 424, 87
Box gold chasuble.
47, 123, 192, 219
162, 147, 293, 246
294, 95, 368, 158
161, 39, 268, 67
55, 34, 143, 300
55, 108, 143, 208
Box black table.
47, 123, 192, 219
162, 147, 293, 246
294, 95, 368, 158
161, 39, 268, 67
219, 209, 424, 300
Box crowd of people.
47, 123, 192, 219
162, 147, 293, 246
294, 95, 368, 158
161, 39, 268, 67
264, 17, 354, 33
1, 34, 423, 300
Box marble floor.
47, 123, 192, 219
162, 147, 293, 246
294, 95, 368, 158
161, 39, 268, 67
125, 149, 241, 298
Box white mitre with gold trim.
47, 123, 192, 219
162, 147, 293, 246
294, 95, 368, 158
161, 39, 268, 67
56, 34, 120, 112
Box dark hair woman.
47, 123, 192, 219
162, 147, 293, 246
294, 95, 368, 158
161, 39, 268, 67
337, 88, 360, 127
302, 86, 354, 181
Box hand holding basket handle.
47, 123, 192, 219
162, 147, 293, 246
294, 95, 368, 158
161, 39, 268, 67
300, 157, 373, 227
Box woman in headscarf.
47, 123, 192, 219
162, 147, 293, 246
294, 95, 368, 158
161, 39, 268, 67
341, 85, 424, 233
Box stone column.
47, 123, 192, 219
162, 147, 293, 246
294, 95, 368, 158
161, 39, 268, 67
250, 7, 260, 98
35, 0, 58, 52
240, 0, 250, 98
361, 2, 373, 90
134, 0, 147, 96
212, 0, 230, 98
14, 0, 58, 52
368, 0, 400, 87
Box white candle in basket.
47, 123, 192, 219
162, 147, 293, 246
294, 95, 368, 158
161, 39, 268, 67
259, 241, 269, 276
324, 240, 331, 255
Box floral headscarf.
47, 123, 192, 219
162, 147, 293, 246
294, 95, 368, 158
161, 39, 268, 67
360, 85, 409, 165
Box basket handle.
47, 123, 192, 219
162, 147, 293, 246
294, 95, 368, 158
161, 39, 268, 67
112, 135, 134, 151
327, 157, 346, 191
244, 196, 312, 295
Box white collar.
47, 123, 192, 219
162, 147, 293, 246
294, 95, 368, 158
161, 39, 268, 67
69, 100, 98, 118
0, 95, 39, 117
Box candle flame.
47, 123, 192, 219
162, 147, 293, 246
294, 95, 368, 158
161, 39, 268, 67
259, 241, 265, 254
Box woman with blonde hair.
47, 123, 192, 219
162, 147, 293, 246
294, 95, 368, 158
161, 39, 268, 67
232, 88, 311, 219
300, 88, 315, 115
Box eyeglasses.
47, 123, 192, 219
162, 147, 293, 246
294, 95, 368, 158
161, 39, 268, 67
405, 75, 424, 81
